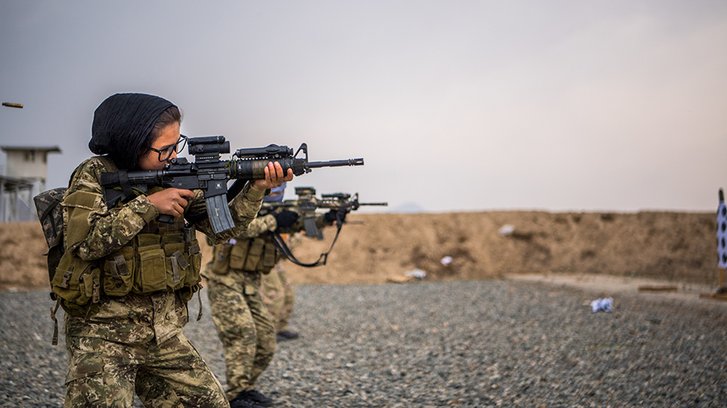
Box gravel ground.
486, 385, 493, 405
1, 279, 726, 407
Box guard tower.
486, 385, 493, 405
0, 145, 61, 221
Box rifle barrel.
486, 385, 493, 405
359, 202, 388, 206
306, 158, 364, 168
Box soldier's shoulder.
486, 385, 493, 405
69, 156, 115, 191
78, 156, 115, 175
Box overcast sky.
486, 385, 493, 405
1, 1, 726, 212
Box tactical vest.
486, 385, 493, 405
208, 234, 279, 275
52, 160, 202, 315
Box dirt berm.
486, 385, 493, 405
0, 211, 717, 290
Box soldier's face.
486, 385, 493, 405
138, 122, 181, 170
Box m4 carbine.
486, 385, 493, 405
99, 136, 364, 233
320, 192, 388, 212
263, 187, 387, 239
261, 186, 387, 267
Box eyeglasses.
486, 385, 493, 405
149, 135, 187, 162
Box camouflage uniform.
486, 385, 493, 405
59, 157, 264, 407
260, 238, 297, 332
204, 213, 331, 400
203, 214, 279, 400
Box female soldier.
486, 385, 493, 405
57, 93, 292, 407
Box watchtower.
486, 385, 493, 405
0, 145, 61, 221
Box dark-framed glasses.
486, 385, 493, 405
150, 135, 187, 162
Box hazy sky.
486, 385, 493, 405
1, 1, 726, 212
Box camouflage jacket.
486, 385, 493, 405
203, 212, 329, 290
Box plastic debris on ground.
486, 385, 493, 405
386, 269, 427, 284
440, 256, 453, 266
405, 269, 427, 280
498, 224, 515, 237
590, 297, 614, 313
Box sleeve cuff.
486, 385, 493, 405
264, 214, 277, 231
244, 184, 266, 202
130, 195, 160, 224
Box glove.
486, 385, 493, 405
324, 209, 347, 225
274, 210, 299, 229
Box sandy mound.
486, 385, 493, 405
0, 211, 718, 291
273, 211, 717, 285
0, 222, 50, 289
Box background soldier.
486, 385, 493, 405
259, 184, 299, 342
260, 256, 298, 341
260, 185, 354, 341
203, 183, 339, 408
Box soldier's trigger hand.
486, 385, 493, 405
324, 209, 347, 225
274, 210, 299, 229
147, 188, 195, 219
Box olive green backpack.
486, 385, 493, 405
33, 156, 115, 344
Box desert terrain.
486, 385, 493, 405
0, 210, 718, 290
2, 211, 726, 406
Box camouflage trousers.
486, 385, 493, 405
207, 272, 276, 399
63, 291, 228, 408
260, 262, 295, 332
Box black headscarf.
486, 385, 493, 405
89, 93, 176, 169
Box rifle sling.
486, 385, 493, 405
271, 215, 344, 268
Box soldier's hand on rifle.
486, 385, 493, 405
324, 208, 348, 225
147, 188, 195, 219
274, 210, 300, 229
252, 161, 294, 192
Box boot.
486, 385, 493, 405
276, 330, 300, 341
230, 394, 263, 408
231, 389, 273, 408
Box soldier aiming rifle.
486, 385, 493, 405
263, 186, 388, 243
99, 137, 364, 233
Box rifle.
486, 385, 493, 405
263, 187, 387, 238
320, 191, 388, 211
262, 187, 387, 267
99, 136, 364, 233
